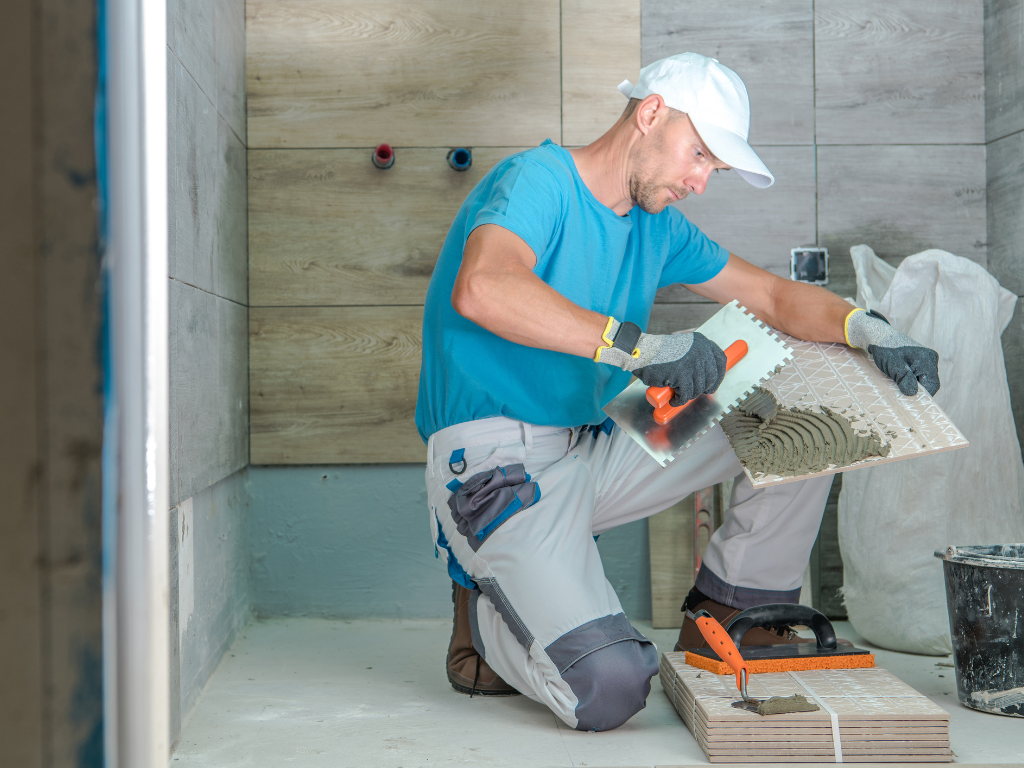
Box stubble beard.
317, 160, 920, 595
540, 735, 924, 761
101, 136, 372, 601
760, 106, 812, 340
628, 148, 686, 214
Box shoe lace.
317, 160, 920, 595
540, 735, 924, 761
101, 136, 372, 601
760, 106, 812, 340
470, 655, 480, 698
770, 624, 797, 640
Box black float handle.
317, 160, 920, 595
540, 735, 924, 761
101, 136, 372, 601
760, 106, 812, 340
723, 604, 838, 650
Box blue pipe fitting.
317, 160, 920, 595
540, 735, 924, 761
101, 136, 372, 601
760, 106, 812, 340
447, 147, 472, 172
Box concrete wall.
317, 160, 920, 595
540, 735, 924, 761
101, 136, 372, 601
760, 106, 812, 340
985, 0, 1024, 458
167, 0, 251, 747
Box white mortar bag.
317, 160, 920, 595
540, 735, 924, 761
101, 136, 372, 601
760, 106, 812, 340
839, 247, 1024, 655
850, 244, 896, 312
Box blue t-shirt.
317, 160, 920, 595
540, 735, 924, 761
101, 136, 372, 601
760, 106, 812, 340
415, 140, 729, 441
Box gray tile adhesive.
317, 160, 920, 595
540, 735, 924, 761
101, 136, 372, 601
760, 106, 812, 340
756, 694, 819, 716
721, 387, 890, 478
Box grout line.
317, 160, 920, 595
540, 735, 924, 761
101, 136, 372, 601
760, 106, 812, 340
168, 45, 246, 150
552, 711, 576, 767
248, 304, 428, 309
559, 0, 564, 147
987, 125, 1024, 144
169, 276, 247, 309
245, 146, 536, 152
814, 142, 988, 147
812, 0, 818, 247
241, 142, 990, 151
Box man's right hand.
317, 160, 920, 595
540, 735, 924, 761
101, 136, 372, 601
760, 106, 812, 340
595, 319, 728, 405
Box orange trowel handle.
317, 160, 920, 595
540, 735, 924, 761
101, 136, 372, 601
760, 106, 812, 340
646, 340, 749, 425
694, 609, 749, 694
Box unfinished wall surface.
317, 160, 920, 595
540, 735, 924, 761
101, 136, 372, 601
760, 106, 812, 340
168, 470, 251, 741
167, 0, 251, 748
0, 0, 104, 765
246, 466, 651, 620
985, 0, 1024, 457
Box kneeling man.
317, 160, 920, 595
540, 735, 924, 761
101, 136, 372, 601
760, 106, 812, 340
415, 53, 940, 731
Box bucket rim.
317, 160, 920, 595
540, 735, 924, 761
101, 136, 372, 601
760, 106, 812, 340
934, 544, 1024, 569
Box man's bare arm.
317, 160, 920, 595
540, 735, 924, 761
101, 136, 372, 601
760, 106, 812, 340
451, 224, 609, 357
686, 254, 852, 344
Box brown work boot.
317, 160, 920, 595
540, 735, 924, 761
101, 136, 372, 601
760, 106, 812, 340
675, 595, 809, 651
674, 589, 852, 651
447, 582, 520, 696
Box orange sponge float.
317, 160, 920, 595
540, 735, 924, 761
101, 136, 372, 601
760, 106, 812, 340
685, 650, 875, 676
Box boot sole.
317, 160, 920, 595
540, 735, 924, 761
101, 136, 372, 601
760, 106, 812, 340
446, 667, 521, 697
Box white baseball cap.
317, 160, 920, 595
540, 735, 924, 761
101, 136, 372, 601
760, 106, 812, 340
618, 52, 774, 188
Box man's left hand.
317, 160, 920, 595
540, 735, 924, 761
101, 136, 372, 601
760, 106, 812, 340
846, 309, 940, 397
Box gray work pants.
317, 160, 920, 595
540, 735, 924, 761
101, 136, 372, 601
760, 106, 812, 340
425, 416, 832, 730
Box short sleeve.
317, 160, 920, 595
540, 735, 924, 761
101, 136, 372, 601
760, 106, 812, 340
657, 208, 730, 287
469, 156, 565, 270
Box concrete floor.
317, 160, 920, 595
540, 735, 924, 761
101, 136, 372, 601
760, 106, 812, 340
172, 617, 1021, 767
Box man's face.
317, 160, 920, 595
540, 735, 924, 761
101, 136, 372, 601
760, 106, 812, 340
628, 113, 730, 214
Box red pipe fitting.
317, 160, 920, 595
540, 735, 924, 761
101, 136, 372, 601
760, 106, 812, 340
372, 143, 394, 169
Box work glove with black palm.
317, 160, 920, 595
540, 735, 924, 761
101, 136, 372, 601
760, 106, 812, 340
845, 308, 940, 397
595, 318, 728, 405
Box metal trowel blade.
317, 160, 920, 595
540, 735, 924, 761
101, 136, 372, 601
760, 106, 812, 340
602, 300, 793, 467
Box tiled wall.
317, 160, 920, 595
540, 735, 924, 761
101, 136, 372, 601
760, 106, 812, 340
985, 0, 1024, 457
169, 0, 249, 504
644, 0, 986, 315
167, 0, 251, 747
245, 0, 641, 464
238, 0, 1002, 626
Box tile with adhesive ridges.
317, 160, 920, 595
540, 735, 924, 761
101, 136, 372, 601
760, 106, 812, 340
738, 333, 967, 487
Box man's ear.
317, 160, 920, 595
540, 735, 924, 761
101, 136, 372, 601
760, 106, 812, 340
635, 94, 666, 136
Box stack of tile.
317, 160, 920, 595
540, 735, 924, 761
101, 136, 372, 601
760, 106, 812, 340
660, 652, 952, 763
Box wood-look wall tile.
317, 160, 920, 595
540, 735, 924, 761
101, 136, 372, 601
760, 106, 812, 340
987, 130, 1024, 294
169, 54, 217, 295
215, 0, 247, 145
170, 281, 248, 507
641, 0, 814, 145
817, 144, 987, 263
168, 0, 216, 100
250, 306, 425, 464
656, 145, 816, 303
985, 0, 1024, 142
561, 0, 640, 146
246, 0, 561, 148
648, 302, 720, 333
815, 0, 984, 144
248, 147, 524, 306
648, 497, 696, 628
215, 117, 248, 305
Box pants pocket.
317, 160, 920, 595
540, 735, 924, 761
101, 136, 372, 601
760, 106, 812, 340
447, 463, 540, 551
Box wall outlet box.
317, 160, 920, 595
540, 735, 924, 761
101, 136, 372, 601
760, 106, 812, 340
791, 247, 829, 285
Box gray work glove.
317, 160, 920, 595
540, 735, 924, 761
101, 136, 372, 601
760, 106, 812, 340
846, 308, 940, 397
595, 318, 727, 405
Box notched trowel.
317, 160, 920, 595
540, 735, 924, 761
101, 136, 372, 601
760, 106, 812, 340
603, 300, 793, 466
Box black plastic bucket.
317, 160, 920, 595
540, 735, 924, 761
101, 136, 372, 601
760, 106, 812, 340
935, 544, 1024, 717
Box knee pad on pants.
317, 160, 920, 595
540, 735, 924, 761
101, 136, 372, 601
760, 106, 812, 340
546, 614, 659, 732
563, 638, 658, 731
